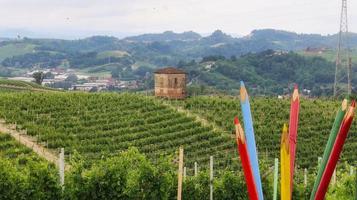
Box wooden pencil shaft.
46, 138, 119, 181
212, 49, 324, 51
281, 124, 291, 200
234, 117, 259, 200
289, 87, 300, 195
240, 82, 263, 200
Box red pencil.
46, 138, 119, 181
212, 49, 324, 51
314, 100, 356, 200
234, 117, 259, 200
289, 85, 300, 192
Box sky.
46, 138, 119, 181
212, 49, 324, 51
0, 0, 356, 39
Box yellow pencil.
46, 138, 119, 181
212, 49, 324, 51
280, 124, 291, 200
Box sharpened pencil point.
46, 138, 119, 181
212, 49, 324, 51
283, 123, 288, 132
240, 81, 245, 87
234, 116, 239, 125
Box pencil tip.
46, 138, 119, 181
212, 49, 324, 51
342, 99, 348, 110
352, 100, 356, 107
234, 116, 239, 125
292, 85, 299, 101
240, 81, 245, 87
283, 123, 288, 132
239, 82, 248, 101
294, 84, 298, 90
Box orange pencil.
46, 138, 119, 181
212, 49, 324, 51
234, 117, 259, 200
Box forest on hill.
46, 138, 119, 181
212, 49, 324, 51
0, 29, 357, 96
2, 29, 357, 70
180, 50, 356, 96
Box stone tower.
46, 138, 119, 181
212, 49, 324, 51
154, 67, 187, 99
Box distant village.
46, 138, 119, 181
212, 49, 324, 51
8, 68, 141, 91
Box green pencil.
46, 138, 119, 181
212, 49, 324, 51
310, 99, 348, 200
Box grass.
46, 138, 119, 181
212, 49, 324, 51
299, 49, 357, 63
0, 78, 58, 92
76, 67, 112, 77
131, 61, 157, 70
0, 43, 36, 61
97, 50, 130, 59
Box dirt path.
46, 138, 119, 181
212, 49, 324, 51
0, 119, 64, 168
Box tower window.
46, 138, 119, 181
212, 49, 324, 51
174, 78, 178, 87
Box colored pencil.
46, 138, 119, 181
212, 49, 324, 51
240, 81, 264, 200
280, 124, 291, 200
234, 117, 259, 200
310, 99, 348, 200
289, 85, 300, 193
315, 100, 356, 200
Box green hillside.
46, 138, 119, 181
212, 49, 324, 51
0, 43, 36, 62
0, 92, 355, 198
180, 51, 346, 96
0, 79, 58, 92
0, 91, 355, 169
0, 93, 236, 169
167, 96, 357, 168
2, 35, 357, 96
97, 50, 130, 59
300, 48, 357, 63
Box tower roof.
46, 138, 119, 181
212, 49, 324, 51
154, 67, 186, 74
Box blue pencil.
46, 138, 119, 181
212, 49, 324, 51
240, 81, 264, 200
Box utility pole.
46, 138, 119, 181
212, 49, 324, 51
334, 0, 352, 97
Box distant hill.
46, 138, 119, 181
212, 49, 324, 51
200, 30, 235, 44
0, 38, 12, 42
244, 29, 357, 50
3, 29, 356, 61
1, 29, 357, 96
1, 29, 357, 66
179, 50, 350, 96
124, 31, 202, 42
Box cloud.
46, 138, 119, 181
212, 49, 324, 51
0, 0, 356, 38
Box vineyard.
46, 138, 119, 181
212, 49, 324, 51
0, 133, 354, 200
0, 91, 356, 169
0, 91, 355, 199
0, 92, 237, 170
166, 96, 357, 168
0, 79, 56, 92
0, 132, 61, 199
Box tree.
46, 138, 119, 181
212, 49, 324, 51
32, 72, 45, 85
44, 72, 55, 79
230, 55, 237, 61
65, 74, 78, 82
